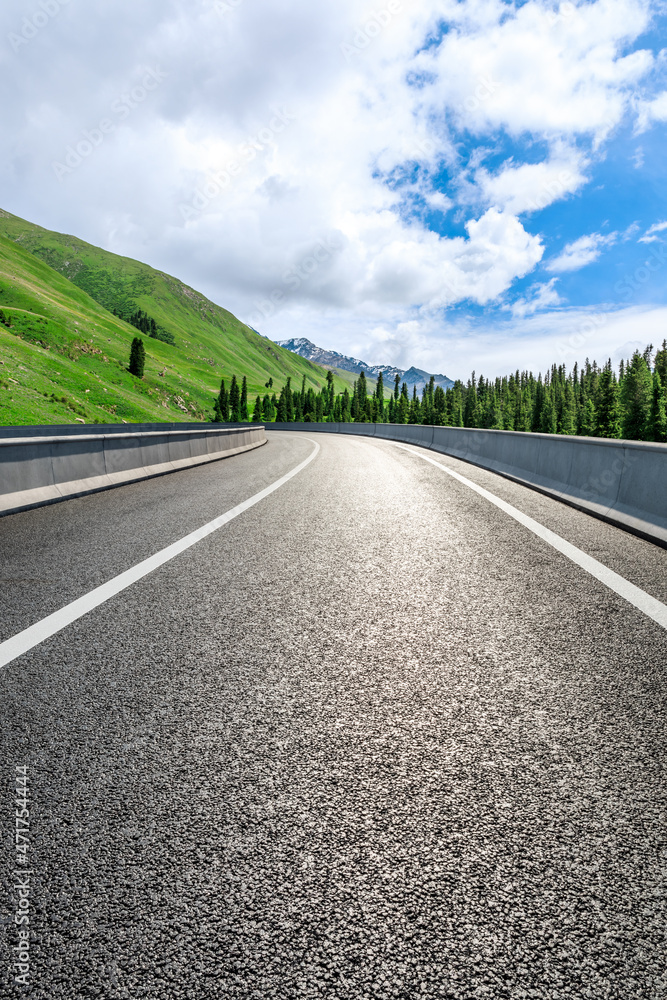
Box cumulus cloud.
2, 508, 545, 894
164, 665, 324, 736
509, 278, 563, 318
411, 0, 652, 142
635, 91, 667, 133
0, 0, 662, 375
475, 149, 588, 215
546, 232, 618, 273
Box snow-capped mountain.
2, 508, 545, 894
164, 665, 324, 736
276, 338, 370, 375
276, 338, 454, 392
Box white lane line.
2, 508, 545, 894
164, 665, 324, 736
0, 440, 320, 670
395, 443, 667, 632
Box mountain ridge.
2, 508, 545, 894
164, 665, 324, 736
276, 337, 455, 393
0, 209, 343, 424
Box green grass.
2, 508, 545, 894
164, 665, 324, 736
0, 208, 346, 426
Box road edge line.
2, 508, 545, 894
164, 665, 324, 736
394, 443, 667, 632
0, 440, 320, 670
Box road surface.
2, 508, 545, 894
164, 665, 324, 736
1, 430, 666, 999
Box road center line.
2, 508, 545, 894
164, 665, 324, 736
0, 440, 320, 670
394, 443, 667, 632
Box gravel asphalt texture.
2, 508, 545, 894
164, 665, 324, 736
0, 430, 666, 999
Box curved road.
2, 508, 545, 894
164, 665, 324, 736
1, 431, 666, 999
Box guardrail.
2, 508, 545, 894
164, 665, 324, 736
0, 423, 266, 517
267, 422, 667, 548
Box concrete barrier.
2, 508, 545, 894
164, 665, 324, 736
0, 423, 267, 517
266, 422, 667, 547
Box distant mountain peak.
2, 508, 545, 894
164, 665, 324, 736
275, 338, 454, 392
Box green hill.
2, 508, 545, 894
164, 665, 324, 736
0, 208, 342, 426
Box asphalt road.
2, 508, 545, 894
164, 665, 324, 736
1, 430, 666, 1000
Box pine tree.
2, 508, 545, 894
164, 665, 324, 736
325, 370, 335, 415
464, 373, 478, 427
621, 351, 653, 440
375, 371, 385, 420
262, 394, 273, 422
594, 362, 621, 438
433, 385, 446, 425
213, 377, 229, 422
559, 382, 576, 435
276, 386, 288, 422
531, 377, 545, 432
655, 340, 667, 392
357, 372, 368, 421
398, 391, 409, 424
229, 375, 241, 421
129, 336, 145, 378
407, 386, 419, 424
649, 371, 667, 442
252, 395, 263, 422
448, 385, 464, 427
488, 390, 503, 430
514, 388, 530, 432
580, 397, 597, 436
540, 389, 557, 434
350, 380, 359, 422
341, 389, 352, 422
240, 376, 249, 421
284, 378, 294, 421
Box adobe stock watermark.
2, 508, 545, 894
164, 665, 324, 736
557, 230, 667, 358
406, 136, 437, 162
249, 233, 344, 325
340, 1, 402, 62
179, 108, 296, 221
523, 170, 577, 213
211, 0, 245, 15
8, 0, 72, 54
556, 311, 607, 360
51, 67, 168, 181
614, 241, 667, 302
581, 448, 637, 504
545, 1, 576, 27
13, 765, 31, 989
459, 75, 501, 117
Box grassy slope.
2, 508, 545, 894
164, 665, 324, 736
0, 209, 343, 425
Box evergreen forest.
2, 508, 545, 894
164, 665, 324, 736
215, 342, 667, 443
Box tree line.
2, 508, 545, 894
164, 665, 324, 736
207, 342, 666, 444
433, 342, 667, 443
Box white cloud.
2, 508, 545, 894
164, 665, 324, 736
346, 208, 544, 313
261, 302, 667, 382
546, 231, 618, 272
475, 149, 587, 215
622, 221, 641, 240
510, 278, 563, 318
635, 91, 667, 133
0, 0, 662, 373
412, 0, 653, 142
638, 220, 667, 243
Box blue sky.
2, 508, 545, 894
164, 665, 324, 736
2, 0, 667, 379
